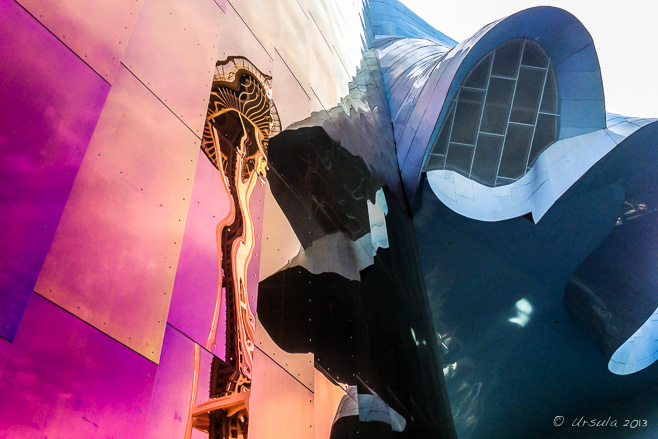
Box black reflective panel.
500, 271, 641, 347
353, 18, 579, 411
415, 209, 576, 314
481, 77, 515, 134
445, 143, 475, 174
491, 40, 523, 78
521, 41, 548, 67
431, 103, 453, 157
425, 153, 446, 170
450, 90, 483, 145
471, 134, 504, 185
510, 67, 545, 125
528, 114, 557, 166
463, 54, 491, 89
498, 123, 533, 179
540, 68, 557, 113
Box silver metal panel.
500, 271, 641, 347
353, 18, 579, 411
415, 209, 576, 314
16, 0, 143, 82
121, 0, 224, 135
35, 65, 200, 363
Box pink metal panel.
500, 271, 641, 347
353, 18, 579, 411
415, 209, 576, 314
0, 293, 157, 438
15, 0, 143, 83
314, 368, 350, 439
217, 2, 272, 76
272, 50, 313, 129
0, 0, 109, 342
168, 150, 230, 357
34, 65, 200, 363
229, 0, 273, 56
214, 0, 227, 12
144, 324, 213, 439
121, 0, 224, 136
247, 180, 266, 315
249, 348, 315, 439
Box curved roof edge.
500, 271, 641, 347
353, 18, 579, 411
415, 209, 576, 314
609, 306, 658, 375
426, 118, 657, 222
396, 6, 606, 208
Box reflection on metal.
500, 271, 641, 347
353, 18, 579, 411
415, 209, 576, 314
185, 57, 279, 439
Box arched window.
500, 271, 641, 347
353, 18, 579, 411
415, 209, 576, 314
424, 39, 559, 186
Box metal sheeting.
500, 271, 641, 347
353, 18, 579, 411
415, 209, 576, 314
248, 348, 315, 439
0, 293, 157, 438
16, 0, 143, 83
121, 0, 224, 135
34, 65, 200, 364
0, 0, 110, 342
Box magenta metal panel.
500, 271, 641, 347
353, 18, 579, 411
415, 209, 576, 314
0, 0, 109, 342
34, 65, 200, 363
0, 337, 11, 380
121, 0, 224, 135
0, 293, 157, 438
144, 324, 213, 439
249, 348, 315, 439
168, 150, 230, 357
15, 0, 143, 83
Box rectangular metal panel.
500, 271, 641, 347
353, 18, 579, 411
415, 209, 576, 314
0, 293, 157, 438
144, 324, 213, 439
272, 42, 312, 129
249, 348, 315, 439
168, 150, 230, 356
229, 0, 273, 56
0, 0, 109, 342
16, 0, 143, 83
314, 368, 351, 439
121, 0, 224, 135
35, 65, 200, 363
218, 1, 272, 75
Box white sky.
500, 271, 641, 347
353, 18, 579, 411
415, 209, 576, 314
399, 0, 658, 118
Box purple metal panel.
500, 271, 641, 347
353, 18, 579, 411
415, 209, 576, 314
0, 0, 109, 342
0, 293, 157, 438
144, 324, 213, 439
121, 0, 224, 136
168, 150, 230, 357
15, 0, 143, 83
247, 181, 266, 314
214, 0, 227, 12
0, 337, 11, 380
34, 65, 200, 364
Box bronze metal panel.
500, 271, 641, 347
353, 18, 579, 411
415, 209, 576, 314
35, 65, 200, 363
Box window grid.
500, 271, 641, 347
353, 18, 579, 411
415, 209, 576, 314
426, 38, 559, 187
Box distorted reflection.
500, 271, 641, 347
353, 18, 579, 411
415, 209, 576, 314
508, 298, 533, 327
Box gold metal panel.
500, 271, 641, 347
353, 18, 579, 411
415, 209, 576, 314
254, 316, 314, 391
15, 0, 143, 82
217, 2, 272, 76
121, 0, 224, 135
35, 66, 200, 363
249, 348, 315, 439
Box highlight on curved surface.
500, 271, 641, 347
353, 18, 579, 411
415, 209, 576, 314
609, 307, 658, 375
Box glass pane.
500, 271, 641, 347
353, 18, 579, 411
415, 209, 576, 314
431, 103, 454, 156
510, 67, 545, 125
498, 123, 533, 179
540, 68, 557, 113
425, 153, 446, 170
521, 41, 548, 67
445, 142, 475, 174
450, 90, 483, 145
471, 133, 504, 186
491, 39, 523, 78
481, 77, 515, 134
464, 54, 491, 89
528, 114, 557, 166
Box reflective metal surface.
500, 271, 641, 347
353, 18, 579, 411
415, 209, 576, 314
16, 0, 143, 82
0, 293, 157, 437
121, 0, 224, 135
0, 0, 110, 342
35, 66, 199, 363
